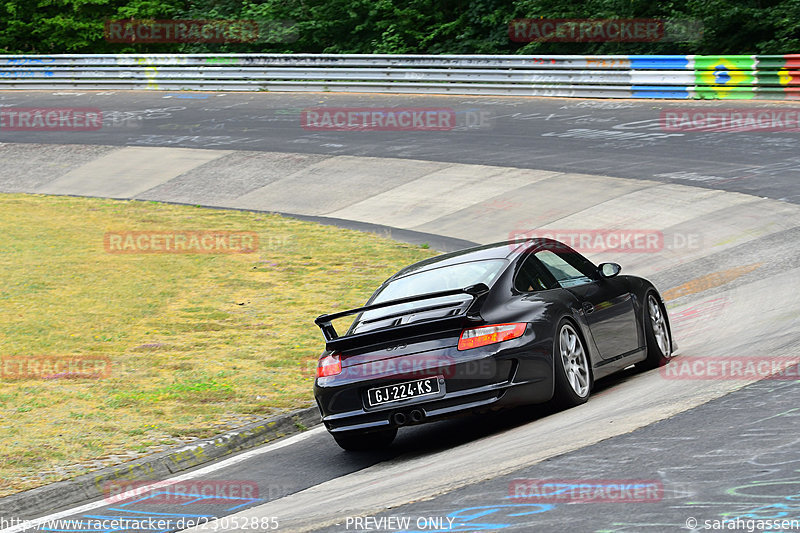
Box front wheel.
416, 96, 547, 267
636, 292, 673, 370
551, 320, 592, 409
331, 427, 397, 451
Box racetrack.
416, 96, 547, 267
1, 91, 799, 532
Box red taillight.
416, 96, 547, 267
317, 353, 342, 377
458, 323, 527, 351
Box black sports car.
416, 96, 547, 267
313, 238, 675, 451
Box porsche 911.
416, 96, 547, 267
313, 238, 675, 451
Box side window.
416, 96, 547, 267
514, 255, 558, 292
534, 250, 594, 288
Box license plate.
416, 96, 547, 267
367, 377, 440, 407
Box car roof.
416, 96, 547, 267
385, 238, 557, 282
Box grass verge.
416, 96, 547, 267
0, 193, 437, 496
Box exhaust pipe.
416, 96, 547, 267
409, 409, 424, 423
392, 412, 407, 426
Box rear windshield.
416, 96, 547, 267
372, 259, 507, 304
350, 259, 507, 332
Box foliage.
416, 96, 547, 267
0, 1, 796, 61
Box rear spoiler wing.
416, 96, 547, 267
314, 283, 490, 347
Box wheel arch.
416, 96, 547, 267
625, 276, 675, 350
554, 314, 596, 387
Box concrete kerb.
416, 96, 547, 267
0, 406, 320, 517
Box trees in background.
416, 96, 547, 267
1, 0, 797, 54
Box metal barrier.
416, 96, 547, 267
0, 54, 798, 99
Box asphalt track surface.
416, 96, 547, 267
1, 91, 799, 533
314, 378, 800, 533
0, 91, 799, 202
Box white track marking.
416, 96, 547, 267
0, 427, 325, 533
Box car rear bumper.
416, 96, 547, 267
321, 380, 546, 433
314, 340, 553, 433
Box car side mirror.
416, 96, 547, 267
598, 262, 622, 278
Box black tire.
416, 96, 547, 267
636, 291, 673, 370
550, 319, 592, 409
331, 427, 397, 451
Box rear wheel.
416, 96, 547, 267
331, 427, 397, 451
551, 320, 592, 409
636, 292, 673, 370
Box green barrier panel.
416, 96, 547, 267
695, 55, 757, 99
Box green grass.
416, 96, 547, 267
0, 194, 437, 496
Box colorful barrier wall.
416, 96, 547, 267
0, 54, 797, 99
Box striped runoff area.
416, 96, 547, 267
0, 54, 798, 99
2, 141, 796, 309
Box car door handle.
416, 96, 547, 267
582, 302, 595, 314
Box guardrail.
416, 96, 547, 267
0, 54, 798, 99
